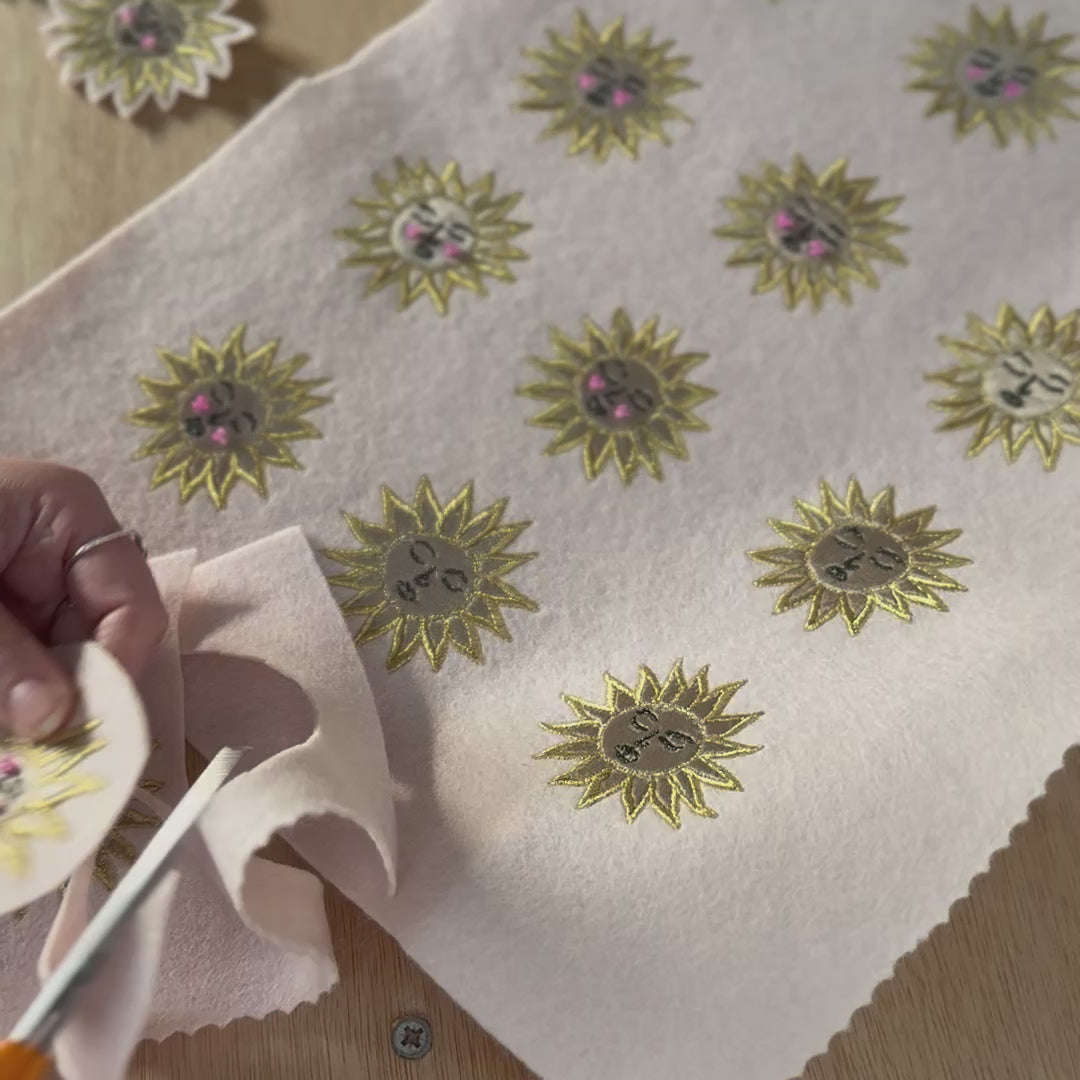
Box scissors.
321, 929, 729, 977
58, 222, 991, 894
0, 746, 245, 1080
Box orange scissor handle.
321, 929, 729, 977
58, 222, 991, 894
0, 1041, 48, 1080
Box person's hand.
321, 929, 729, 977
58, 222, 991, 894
0, 459, 167, 738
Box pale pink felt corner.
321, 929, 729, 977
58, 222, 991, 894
0, 643, 150, 917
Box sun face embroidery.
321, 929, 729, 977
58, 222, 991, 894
714, 156, 909, 312
928, 303, 1080, 470
536, 663, 763, 829
0, 722, 107, 878
335, 158, 531, 316
517, 11, 698, 162
518, 309, 715, 484
748, 479, 971, 635
906, 6, 1080, 148
324, 479, 538, 672
129, 324, 331, 510
41, 0, 254, 119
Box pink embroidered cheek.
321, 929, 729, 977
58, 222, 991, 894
139, 34, 158, 52
587, 374, 607, 391
965, 64, 986, 81
773, 211, 795, 231
612, 403, 632, 421
117, 6, 136, 26
611, 87, 633, 108
805, 239, 827, 258
209, 427, 230, 447
442, 243, 463, 259
0, 757, 20, 778
190, 394, 211, 414
1002, 80, 1024, 98
577, 72, 598, 91
403, 221, 424, 240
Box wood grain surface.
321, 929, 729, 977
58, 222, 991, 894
2, 2, 1079, 1077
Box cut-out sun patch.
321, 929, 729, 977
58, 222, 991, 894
518, 308, 715, 484
42, 0, 254, 119
906, 6, 1080, 148
130, 324, 331, 510
749, 478, 971, 635
714, 155, 909, 312
324, 478, 538, 672
335, 158, 531, 316
0, 722, 107, 878
517, 10, 698, 162
536, 662, 763, 829
928, 303, 1080, 470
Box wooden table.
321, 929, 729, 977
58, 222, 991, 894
2, 3, 1079, 1077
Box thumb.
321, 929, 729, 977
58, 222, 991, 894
0, 600, 74, 738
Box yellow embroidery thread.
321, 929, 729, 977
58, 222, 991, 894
517, 10, 698, 162
537, 662, 763, 829
748, 478, 971, 635
714, 155, 908, 313
130, 324, 331, 510
0, 721, 107, 878
518, 308, 715, 484
906, 6, 1080, 148
928, 303, 1080, 470
335, 158, 531, 316
94, 774, 164, 891
325, 478, 539, 672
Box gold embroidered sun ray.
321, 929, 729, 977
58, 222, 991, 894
928, 303, 1080, 470
536, 662, 763, 829
41, 0, 254, 119
518, 308, 715, 484
335, 158, 531, 316
0, 721, 107, 878
94, 774, 164, 891
517, 10, 698, 162
129, 324, 331, 510
714, 155, 909, 313
748, 478, 972, 635
324, 478, 539, 672
905, 6, 1080, 148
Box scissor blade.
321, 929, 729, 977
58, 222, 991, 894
9, 746, 246, 1049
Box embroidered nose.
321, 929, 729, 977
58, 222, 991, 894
613, 403, 632, 421
139, 33, 158, 51
209, 427, 230, 446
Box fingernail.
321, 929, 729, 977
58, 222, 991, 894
7, 680, 68, 738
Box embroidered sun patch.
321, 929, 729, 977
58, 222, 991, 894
517, 11, 698, 162
748, 478, 971, 635
906, 6, 1080, 148
714, 156, 909, 312
928, 303, 1080, 470
335, 158, 531, 316
536, 663, 762, 829
41, 0, 254, 120
0, 722, 107, 878
518, 308, 714, 484
94, 773, 163, 891
324, 479, 538, 672
129, 324, 331, 510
